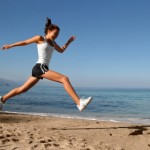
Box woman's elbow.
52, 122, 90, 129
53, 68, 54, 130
60, 50, 65, 53
58, 48, 65, 53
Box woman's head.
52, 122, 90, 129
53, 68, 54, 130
44, 17, 60, 40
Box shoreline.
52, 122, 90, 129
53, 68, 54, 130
1, 111, 150, 125
0, 112, 150, 150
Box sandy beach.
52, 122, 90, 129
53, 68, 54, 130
0, 113, 150, 150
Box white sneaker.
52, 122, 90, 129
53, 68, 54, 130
0, 96, 3, 111
77, 97, 92, 112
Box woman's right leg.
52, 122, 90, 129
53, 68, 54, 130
41, 70, 80, 105
1, 76, 39, 103
41, 70, 92, 112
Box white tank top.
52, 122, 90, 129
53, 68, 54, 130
36, 37, 55, 66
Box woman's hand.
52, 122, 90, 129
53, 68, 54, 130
1, 44, 12, 50
68, 36, 76, 43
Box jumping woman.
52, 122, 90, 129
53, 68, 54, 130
0, 18, 92, 112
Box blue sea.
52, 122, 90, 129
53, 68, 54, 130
1, 85, 150, 124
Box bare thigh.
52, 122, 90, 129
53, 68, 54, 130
41, 70, 67, 83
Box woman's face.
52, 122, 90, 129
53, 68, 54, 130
47, 29, 59, 40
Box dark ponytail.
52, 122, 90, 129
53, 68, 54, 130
44, 17, 60, 35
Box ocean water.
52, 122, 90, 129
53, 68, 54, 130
1, 85, 150, 124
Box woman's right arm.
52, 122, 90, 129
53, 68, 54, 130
1, 35, 43, 50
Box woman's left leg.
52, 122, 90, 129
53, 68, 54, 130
1, 77, 39, 103
41, 70, 80, 105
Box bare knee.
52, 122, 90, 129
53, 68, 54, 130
61, 75, 70, 83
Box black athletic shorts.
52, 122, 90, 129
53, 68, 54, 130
32, 63, 49, 79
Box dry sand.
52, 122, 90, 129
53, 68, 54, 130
0, 112, 150, 150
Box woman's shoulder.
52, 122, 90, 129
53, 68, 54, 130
34, 35, 45, 44
34, 35, 44, 40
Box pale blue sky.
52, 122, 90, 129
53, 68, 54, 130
0, 0, 150, 88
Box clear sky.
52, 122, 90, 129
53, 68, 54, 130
0, 0, 150, 88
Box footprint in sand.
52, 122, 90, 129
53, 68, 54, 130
40, 139, 47, 143
1, 138, 10, 144
0, 135, 5, 139
44, 143, 52, 148
11, 138, 19, 142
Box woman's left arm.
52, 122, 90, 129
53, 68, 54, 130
54, 36, 76, 53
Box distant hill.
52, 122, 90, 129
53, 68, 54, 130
0, 78, 17, 86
